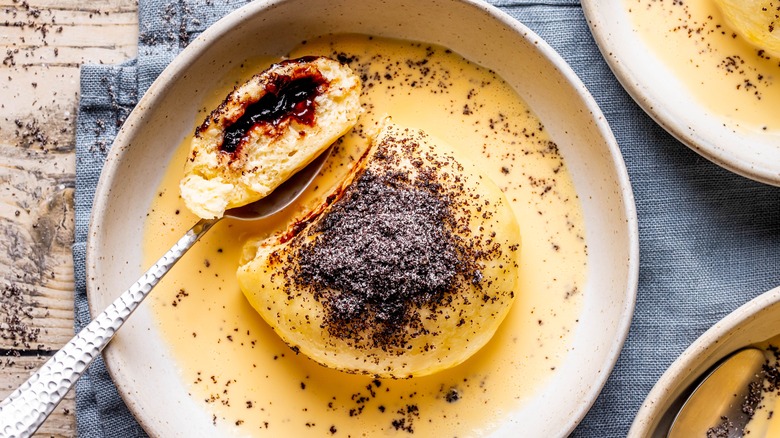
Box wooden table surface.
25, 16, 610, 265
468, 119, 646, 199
1, 0, 138, 435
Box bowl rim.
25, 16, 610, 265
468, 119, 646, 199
86, 0, 639, 435
581, 0, 780, 187
629, 285, 780, 436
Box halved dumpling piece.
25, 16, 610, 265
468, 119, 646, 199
180, 56, 361, 219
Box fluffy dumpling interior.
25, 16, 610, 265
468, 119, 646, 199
180, 56, 361, 219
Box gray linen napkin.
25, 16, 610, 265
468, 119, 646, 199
73, 0, 780, 436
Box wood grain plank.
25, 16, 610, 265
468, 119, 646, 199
0, 0, 136, 11
1, 0, 139, 435
0, 147, 76, 350
0, 23, 139, 47
1, 45, 136, 66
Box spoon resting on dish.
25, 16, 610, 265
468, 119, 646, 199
0, 55, 361, 437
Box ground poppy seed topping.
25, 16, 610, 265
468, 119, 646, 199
292, 139, 487, 350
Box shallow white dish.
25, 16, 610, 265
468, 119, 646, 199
86, 0, 639, 436
582, 0, 780, 186
631, 285, 780, 436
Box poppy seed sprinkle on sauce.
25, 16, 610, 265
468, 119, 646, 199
627, 0, 780, 130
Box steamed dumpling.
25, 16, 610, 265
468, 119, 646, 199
237, 119, 521, 378
180, 56, 361, 219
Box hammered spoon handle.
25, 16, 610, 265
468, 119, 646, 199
0, 218, 217, 438
0, 147, 332, 436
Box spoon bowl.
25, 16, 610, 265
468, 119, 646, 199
225, 148, 330, 220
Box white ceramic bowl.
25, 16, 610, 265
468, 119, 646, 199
87, 0, 638, 436
582, 1, 780, 186
631, 285, 780, 436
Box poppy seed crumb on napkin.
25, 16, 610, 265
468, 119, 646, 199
73, 0, 780, 436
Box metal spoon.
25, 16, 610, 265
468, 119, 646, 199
0, 149, 331, 437
668, 347, 766, 438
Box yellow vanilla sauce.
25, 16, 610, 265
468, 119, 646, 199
626, 0, 780, 132
143, 34, 587, 436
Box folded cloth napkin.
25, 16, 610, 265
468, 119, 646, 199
73, 0, 780, 436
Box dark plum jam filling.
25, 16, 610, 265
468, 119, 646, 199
221, 64, 328, 154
